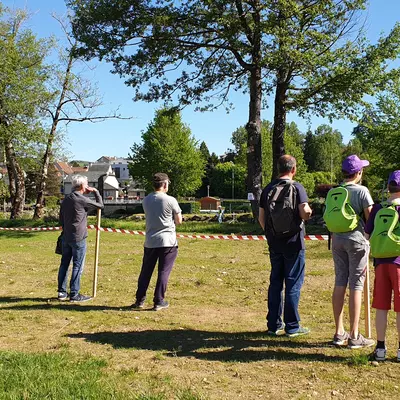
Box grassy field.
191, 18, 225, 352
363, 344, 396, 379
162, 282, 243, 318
0, 214, 327, 235
0, 228, 399, 399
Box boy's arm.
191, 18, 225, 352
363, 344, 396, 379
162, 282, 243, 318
363, 205, 372, 222
364, 204, 378, 240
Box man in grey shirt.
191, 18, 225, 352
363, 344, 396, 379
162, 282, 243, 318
58, 175, 104, 303
132, 172, 182, 311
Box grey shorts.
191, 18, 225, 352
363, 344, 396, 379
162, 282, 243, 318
332, 235, 370, 290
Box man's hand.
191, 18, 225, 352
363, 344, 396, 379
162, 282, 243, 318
85, 186, 98, 193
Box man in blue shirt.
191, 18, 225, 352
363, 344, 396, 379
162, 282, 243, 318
259, 155, 312, 337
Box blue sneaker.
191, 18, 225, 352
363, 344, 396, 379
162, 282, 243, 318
286, 327, 310, 338
58, 292, 68, 301
266, 325, 285, 336
153, 300, 169, 311
131, 300, 145, 309
70, 294, 92, 303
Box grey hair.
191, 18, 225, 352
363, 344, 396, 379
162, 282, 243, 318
72, 175, 88, 190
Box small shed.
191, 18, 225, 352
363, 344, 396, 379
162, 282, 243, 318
200, 196, 221, 211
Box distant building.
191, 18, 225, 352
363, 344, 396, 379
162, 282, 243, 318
63, 163, 120, 199
54, 162, 74, 176
200, 196, 221, 211
96, 155, 146, 198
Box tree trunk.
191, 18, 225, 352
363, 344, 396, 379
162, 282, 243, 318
272, 68, 288, 179
4, 148, 15, 205
33, 126, 56, 219
33, 51, 74, 219
246, 67, 263, 218
5, 140, 25, 219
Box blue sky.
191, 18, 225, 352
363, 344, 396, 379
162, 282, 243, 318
2, 0, 400, 161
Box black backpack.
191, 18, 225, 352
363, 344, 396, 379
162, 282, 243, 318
265, 180, 302, 238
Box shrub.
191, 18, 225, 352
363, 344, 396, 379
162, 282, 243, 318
44, 196, 60, 209
315, 184, 334, 199
178, 201, 200, 214
221, 200, 251, 213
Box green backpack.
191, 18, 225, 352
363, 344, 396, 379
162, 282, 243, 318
323, 185, 359, 233
370, 200, 400, 258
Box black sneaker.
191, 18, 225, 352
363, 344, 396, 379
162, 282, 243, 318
70, 294, 92, 303
58, 292, 68, 301
153, 300, 169, 311
131, 300, 144, 309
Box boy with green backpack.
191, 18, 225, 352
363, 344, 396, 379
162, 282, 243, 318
324, 155, 374, 349
365, 170, 400, 362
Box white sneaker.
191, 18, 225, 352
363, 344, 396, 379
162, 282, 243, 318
374, 347, 386, 362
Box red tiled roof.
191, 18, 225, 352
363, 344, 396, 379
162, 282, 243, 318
71, 166, 88, 172
54, 162, 74, 175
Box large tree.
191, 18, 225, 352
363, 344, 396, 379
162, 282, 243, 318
0, 6, 51, 218
351, 84, 400, 198
129, 107, 205, 197
33, 15, 127, 219
68, 0, 400, 215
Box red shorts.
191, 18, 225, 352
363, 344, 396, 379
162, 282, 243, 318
372, 263, 400, 312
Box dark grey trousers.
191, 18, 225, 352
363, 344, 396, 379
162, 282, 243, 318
135, 246, 178, 305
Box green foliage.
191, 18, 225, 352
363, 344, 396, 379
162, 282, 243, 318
68, 0, 400, 202
44, 195, 59, 209
68, 0, 400, 119
351, 84, 400, 198
221, 200, 252, 213
261, 121, 273, 183
311, 171, 335, 186
129, 107, 205, 197
210, 162, 246, 199
178, 201, 200, 214
0, 180, 9, 202
199, 141, 210, 162
0, 8, 52, 144
303, 125, 343, 178
284, 122, 315, 194
230, 126, 247, 167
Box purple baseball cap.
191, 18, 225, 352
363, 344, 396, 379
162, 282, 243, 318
388, 170, 400, 186
342, 155, 369, 174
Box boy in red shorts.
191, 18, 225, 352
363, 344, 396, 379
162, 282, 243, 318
365, 170, 400, 361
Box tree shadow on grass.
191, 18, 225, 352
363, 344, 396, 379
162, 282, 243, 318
0, 231, 38, 239
0, 296, 132, 312
68, 329, 349, 363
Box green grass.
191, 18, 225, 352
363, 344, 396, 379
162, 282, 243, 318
1, 228, 398, 399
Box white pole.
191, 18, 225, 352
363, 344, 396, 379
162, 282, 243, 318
364, 262, 371, 338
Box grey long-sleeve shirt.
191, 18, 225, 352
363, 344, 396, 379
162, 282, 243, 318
60, 190, 104, 243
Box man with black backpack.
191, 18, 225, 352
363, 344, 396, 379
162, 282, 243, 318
259, 155, 312, 337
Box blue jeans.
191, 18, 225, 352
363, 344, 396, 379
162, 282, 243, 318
267, 250, 305, 334
58, 239, 87, 298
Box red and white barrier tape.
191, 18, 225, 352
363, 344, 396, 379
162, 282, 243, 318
0, 226, 62, 232
0, 225, 328, 241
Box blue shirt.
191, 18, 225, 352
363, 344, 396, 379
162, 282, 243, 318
259, 179, 309, 254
